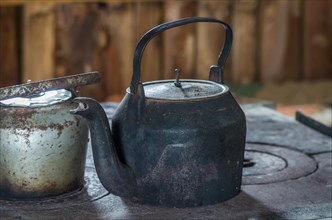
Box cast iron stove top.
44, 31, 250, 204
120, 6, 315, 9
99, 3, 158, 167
1, 103, 331, 220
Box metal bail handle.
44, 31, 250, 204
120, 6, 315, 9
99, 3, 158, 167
130, 17, 233, 94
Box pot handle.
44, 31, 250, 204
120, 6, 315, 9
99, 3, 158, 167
130, 17, 232, 94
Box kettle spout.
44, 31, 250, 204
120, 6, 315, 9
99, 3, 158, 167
71, 97, 136, 197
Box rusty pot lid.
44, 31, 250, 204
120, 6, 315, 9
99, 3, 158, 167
142, 79, 227, 100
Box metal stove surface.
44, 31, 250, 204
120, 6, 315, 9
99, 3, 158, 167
1, 104, 331, 220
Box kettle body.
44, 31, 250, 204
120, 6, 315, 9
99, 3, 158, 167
111, 86, 245, 207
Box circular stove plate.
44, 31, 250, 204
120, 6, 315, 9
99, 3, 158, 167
242, 143, 317, 185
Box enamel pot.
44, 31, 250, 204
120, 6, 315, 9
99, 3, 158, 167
0, 73, 99, 199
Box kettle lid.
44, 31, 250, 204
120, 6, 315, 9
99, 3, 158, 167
142, 79, 227, 100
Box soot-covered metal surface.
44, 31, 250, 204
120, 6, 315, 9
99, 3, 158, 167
1, 104, 331, 219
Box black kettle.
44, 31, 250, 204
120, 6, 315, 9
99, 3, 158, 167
71, 17, 246, 207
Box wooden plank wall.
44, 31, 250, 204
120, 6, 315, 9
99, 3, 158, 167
0, 0, 331, 101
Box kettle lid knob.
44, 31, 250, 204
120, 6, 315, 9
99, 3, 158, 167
174, 68, 182, 88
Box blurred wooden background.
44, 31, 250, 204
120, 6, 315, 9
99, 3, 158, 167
0, 0, 331, 101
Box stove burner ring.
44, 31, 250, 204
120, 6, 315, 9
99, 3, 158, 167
0, 166, 108, 210
242, 143, 317, 185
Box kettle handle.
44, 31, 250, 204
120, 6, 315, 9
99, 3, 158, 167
130, 17, 232, 94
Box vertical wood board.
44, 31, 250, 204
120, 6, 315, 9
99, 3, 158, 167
55, 3, 103, 100
0, 6, 19, 87
232, 0, 258, 84
134, 2, 162, 83
196, 0, 232, 82
23, 3, 55, 82
103, 2, 135, 95
260, 0, 294, 83
163, 0, 197, 80
303, 0, 331, 79
283, 0, 302, 81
